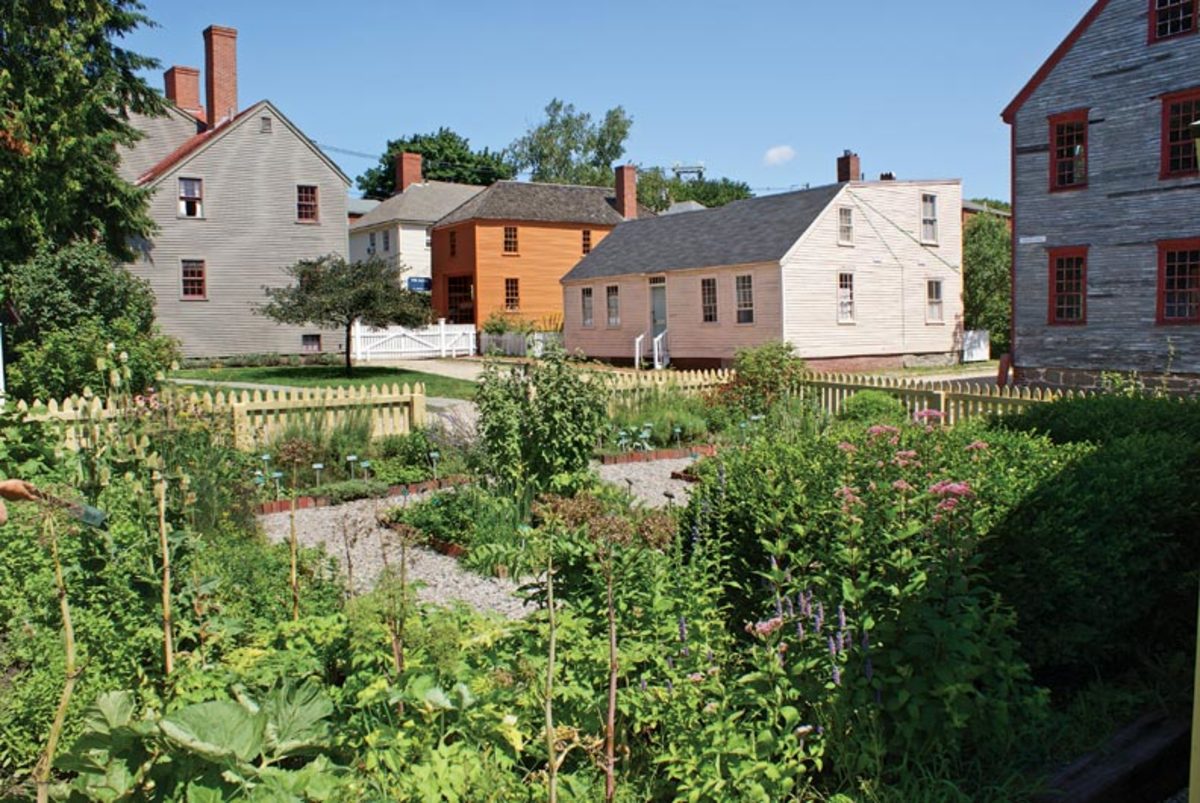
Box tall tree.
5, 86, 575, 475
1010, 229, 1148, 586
257, 255, 432, 375
962, 212, 1012, 356
636, 167, 753, 213
0, 0, 164, 272
508, 99, 633, 186
356, 128, 513, 199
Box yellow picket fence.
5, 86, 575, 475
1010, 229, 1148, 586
17, 383, 427, 451
597, 369, 734, 397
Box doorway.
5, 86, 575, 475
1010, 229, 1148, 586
649, 277, 667, 338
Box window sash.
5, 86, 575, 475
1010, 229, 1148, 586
181, 260, 206, 299
382, 231, 390, 252
179, 178, 203, 217
1163, 93, 1200, 177
701, 278, 718, 323
1160, 244, 1200, 322
503, 226, 519, 253
606, 285, 620, 326
582, 230, 592, 254
297, 185, 319, 221
838, 207, 854, 244
1153, 0, 1196, 40
926, 280, 944, 321
302, 334, 321, 352
505, 278, 520, 311
838, 273, 855, 322
1049, 249, 1087, 324
581, 287, 594, 326
921, 194, 939, 243
1051, 112, 1088, 189
735, 275, 754, 324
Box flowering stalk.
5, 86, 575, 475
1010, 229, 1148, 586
289, 465, 300, 622
34, 516, 76, 803
154, 472, 174, 675
604, 540, 617, 803
545, 537, 559, 803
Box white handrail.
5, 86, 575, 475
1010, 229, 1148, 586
633, 333, 645, 370
652, 329, 669, 370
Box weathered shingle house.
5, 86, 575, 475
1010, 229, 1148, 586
349, 154, 484, 292
562, 154, 964, 369
430, 167, 644, 329
1003, 0, 1200, 388
119, 25, 351, 358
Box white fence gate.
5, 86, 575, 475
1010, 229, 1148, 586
353, 319, 477, 362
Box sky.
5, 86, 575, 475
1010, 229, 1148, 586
123, 0, 1097, 201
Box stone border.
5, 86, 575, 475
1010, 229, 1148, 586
254, 475, 471, 515
599, 444, 718, 465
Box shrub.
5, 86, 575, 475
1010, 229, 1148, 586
608, 390, 711, 449
481, 311, 534, 335
309, 478, 391, 505
709, 341, 807, 419
999, 393, 1200, 446
837, 389, 909, 425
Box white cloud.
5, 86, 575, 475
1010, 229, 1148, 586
763, 145, 796, 167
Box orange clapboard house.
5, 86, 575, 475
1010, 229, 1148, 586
431, 166, 641, 329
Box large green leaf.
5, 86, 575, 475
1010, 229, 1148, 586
262, 682, 333, 759
160, 701, 266, 763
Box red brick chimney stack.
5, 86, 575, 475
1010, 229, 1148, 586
837, 150, 861, 183
615, 164, 637, 220
202, 25, 238, 128
395, 152, 423, 193
164, 66, 205, 123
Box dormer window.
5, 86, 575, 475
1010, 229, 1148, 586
179, 178, 203, 218
1150, 0, 1196, 42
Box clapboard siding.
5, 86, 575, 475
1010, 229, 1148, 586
126, 101, 348, 358
1012, 0, 1200, 374
781, 181, 963, 359
117, 109, 200, 184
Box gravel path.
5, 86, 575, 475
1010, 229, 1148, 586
258, 496, 533, 620
596, 457, 697, 508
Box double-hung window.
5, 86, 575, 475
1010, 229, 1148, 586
735, 275, 754, 324
179, 178, 203, 218
302, 334, 321, 352
382, 230, 390, 252
368, 232, 376, 254
1049, 247, 1087, 325
701, 278, 718, 323
838, 207, 854, 245
606, 285, 620, 326
181, 259, 206, 300
920, 194, 939, 244
1050, 110, 1089, 190
1158, 239, 1200, 324
1161, 88, 1200, 178
926, 279, 944, 322
1150, 0, 1196, 42
505, 278, 520, 312
581, 287, 594, 327
837, 273, 855, 323
504, 226, 519, 253
582, 230, 592, 255
296, 185, 319, 222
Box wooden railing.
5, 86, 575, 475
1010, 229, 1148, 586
16, 383, 427, 451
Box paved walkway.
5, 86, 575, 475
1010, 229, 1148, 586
357, 358, 484, 382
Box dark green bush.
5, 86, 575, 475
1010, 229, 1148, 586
837, 389, 909, 425
999, 393, 1200, 445
309, 479, 391, 505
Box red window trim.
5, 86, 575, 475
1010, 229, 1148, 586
1148, 0, 1198, 43
1156, 237, 1200, 324
1047, 246, 1088, 326
296, 184, 320, 223
1048, 109, 1089, 193
1160, 86, 1200, 179
181, 259, 207, 301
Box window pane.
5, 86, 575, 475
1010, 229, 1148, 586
736, 275, 754, 324
606, 285, 620, 326
1166, 96, 1200, 175
1163, 247, 1200, 321
1053, 118, 1088, 188
181, 260, 205, 298
504, 226, 518, 253
1155, 0, 1195, 39
1051, 253, 1086, 323
921, 194, 938, 243
505, 278, 520, 311
838, 273, 854, 322
701, 278, 718, 322
839, 208, 854, 243
926, 280, 943, 321
582, 230, 592, 255
297, 185, 318, 221
582, 287, 593, 326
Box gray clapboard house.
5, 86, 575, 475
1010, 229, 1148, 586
118, 25, 350, 359
1003, 0, 1200, 389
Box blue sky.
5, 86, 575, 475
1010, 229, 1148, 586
124, 0, 1096, 201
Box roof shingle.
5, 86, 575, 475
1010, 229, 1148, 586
434, 180, 640, 227
352, 181, 485, 229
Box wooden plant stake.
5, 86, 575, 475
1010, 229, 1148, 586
154, 472, 174, 675
34, 515, 77, 803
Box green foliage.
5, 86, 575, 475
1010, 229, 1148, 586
5, 242, 179, 400
355, 127, 514, 199
607, 389, 712, 450
837, 390, 909, 425
265, 407, 374, 487
962, 212, 1012, 355
474, 347, 608, 493
309, 479, 392, 505
0, 0, 163, 268
480, 311, 534, 335
712, 341, 807, 418
386, 486, 531, 577
636, 166, 753, 213
999, 393, 1200, 446
507, 98, 632, 186
257, 254, 431, 375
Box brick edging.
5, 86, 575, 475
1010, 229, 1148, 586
599, 444, 719, 465
254, 475, 471, 515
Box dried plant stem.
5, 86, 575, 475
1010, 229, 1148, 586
155, 475, 174, 675
545, 547, 558, 803
35, 517, 77, 803
289, 466, 299, 622
604, 551, 617, 803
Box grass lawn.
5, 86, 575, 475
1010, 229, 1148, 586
171, 365, 478, 400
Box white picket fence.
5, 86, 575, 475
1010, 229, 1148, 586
480, 332, 563, 358
353, 319, 476, 362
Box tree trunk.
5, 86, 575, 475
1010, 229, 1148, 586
344, 322, 354, 377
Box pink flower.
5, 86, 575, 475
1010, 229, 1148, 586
866, 424, 901, 440
892, 479, 914, 493
837, 441, 857, 453
748, 616, 784, 637
913, 409, 945, 422
966, 440, 990, 451
892, 449, 919, 468
688, 672, 705, 683
834, 485, 863, 513
928, 480, 974, 498
936, 497, 960, 512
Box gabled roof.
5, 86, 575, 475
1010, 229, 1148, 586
135, 99, 351, 187
963, 200, 1012, 218
435, 180, 647, 228
662, 200, 707, 215
347, 197, 380, 216
1001, 0, 1110, 123
561, 182, 846, 282
352, 181, 485, 230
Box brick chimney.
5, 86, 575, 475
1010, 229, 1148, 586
164, 66, 205, 123
395, 152, 423, 193
837, 150, 861, 183
202, 25, 238, 128
615, 164, 637, 220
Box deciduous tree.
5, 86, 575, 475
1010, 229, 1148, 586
962, 212, 1012, 355
636, 167, 753, 213
508, 99, 632, 187
356, 128, 513, 199
257, 255, 432, 376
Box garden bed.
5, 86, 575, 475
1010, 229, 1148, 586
254, 475, 471, 515
598, 443, 718, 464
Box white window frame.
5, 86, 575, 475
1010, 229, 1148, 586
178, 177, 203, 218
838, 272, 855, 323
606, 285, 620, 327
368, 231, 376, 255
838, 206, 854, 246
425, 227, 433, 249
920, 193, 939, 245
926, 279, 944, 323
735, 274, 754, 325
581, 286, 594, 328
701, 277, 718, 323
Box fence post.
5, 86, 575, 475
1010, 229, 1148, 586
438, 318, 447, 358
353, 320, 364, 365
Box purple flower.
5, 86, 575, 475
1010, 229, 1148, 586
785, 596, 795, 617
640, 677, 647, 691
666, 680, 674, 693
815, 602, 825, 631
678, 616, 688, 643
828, 635, 838, 657
864, 656, 874, 681
796, 620, 805, 640
838, 605, 846, 631
839, 630, 847, 653
775, 597, 784, 618
666, 655, 674, 670
892, 479, 914, 493
928, 479, 974, 498
707, 649, 715, 663
832, 665, 841, 686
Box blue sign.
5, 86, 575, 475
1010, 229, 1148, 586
407, 277, 432, 293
